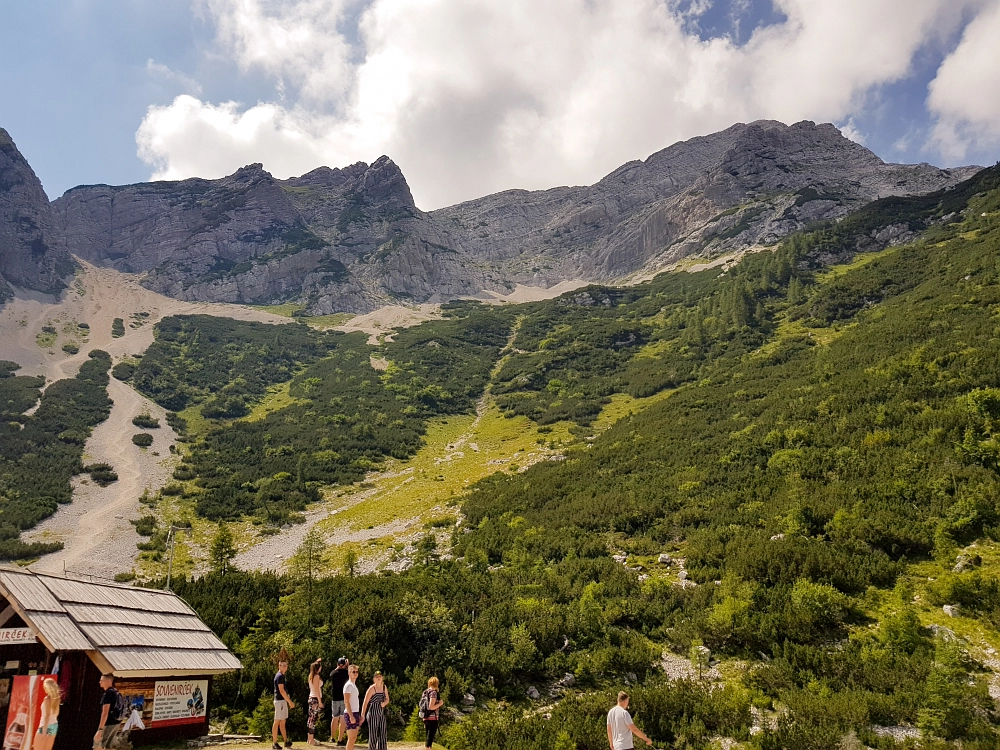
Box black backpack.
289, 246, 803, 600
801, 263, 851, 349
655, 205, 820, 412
109, 688, 129, 723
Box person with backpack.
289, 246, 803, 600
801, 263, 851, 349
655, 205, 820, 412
418, 677, 443, 749
94, 673, 126, 749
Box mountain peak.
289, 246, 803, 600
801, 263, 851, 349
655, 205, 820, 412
31, 120, 983, 315
0, 127, 73, 295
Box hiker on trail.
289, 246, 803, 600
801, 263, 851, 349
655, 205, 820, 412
307, 658, 324, 746
607, 691, 651, 750
94, 673, 124, 749
328, 657, 350, 746
360, 670, 390, 750
35, 678, 60, 750
342, 664, 361, 750
272, 660, 295, 750
420, 676, 443, 749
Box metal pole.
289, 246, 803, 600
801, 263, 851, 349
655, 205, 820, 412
166, 527, 176, 590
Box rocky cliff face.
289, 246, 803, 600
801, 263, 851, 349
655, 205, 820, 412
0, 129, 73, 299
431, 120, 979, 282
47, 120, 979, 313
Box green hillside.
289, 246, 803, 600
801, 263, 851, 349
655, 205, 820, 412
0, 163, 980, 748
148, 166, 1000, 748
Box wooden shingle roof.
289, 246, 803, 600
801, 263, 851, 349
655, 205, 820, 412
0, 569, 240, 677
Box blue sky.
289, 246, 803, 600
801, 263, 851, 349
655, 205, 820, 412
1, 0, 998, 209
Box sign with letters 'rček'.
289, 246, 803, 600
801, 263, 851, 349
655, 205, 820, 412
0, 628, 36, 644
151, 680, 208, 727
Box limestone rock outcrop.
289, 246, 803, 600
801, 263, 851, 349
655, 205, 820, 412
42, 120, 982, 312
0, 128, 73, 299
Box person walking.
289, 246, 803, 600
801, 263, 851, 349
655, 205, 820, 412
35, 678, 60, 750
420, 676, 443, 749
272, 660, 295, 750
306, 659, 324, 746
360, 671, 390, 750
327, 658, 349, 746
342, 665, 361, 750
93, 673, 124, 749
607, 692, 651, 750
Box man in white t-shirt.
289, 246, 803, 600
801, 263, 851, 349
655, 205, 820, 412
343, 665, 362, 750
607, 692, 652, 750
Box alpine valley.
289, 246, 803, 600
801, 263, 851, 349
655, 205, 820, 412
2, 120, 1000, 749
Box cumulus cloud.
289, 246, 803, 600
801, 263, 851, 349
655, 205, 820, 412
136, 0, 990, 209
927, 0, 1000, 161
200, 0, 356, 103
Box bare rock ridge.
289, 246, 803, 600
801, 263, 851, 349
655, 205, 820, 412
0, 128, 73, 300
2, 120, 981, 313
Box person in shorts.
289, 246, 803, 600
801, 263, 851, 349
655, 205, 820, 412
93, 674, 123, 749
328, 657, 350, 745
342, 665, 361, 750
272, 660, 295, 750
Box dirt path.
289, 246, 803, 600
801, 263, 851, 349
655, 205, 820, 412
28, 378, 177, 578
0, 260, 290, 577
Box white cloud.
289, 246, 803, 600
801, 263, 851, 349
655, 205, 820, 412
136, 0, 991, 210
199, 0, 356, 104
838, 118, 866, 146
927, 0, 1000, 161
146, 60, 204, 96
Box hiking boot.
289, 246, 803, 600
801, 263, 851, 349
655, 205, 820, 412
285, 743, 293, 748
272, 744, 281, 750
336, 741, 347, 747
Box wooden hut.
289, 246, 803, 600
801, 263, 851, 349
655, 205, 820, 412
0, 569, 240, 750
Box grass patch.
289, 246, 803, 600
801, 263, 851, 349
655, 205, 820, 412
35, 327, 57, 348
176, 404, 212, 440
812, 244, 899, 283
314, 401, 574, 541
243, 382, 307, 422
303, 313, 355, 328
255, 303, 305, 318
590, 389, 675, 434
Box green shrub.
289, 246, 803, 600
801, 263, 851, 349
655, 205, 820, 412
132, 433, 154, 447
61, 342, 79, 355
173, 465, 195, 480
132, 413, 160, 428
112, 362, 136, 381
111, 318, 125, 338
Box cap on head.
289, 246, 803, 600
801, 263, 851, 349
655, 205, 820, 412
374, 671, 382, 677
337, 657, 348, 666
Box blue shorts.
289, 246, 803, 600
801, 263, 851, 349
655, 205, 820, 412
344, 711, 361, 730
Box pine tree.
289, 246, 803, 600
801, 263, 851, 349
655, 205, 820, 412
404, 706, 423, 743
208, 524, 236, 574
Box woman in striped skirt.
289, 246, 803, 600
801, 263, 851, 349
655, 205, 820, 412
360, 671, 390, 750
